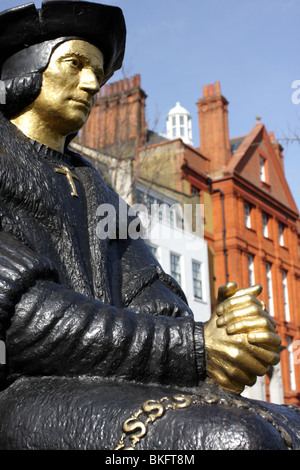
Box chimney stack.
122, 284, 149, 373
79, 74, 147, 150
197, 81, 231, 177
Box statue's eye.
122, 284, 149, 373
65, 57, 81, 69
71, 58, 80, 67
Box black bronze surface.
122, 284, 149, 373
0, 1, 299, 451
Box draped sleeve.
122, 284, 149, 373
0, 231, 206, 388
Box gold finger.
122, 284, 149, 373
216, 294, 262, 317
248, 331, 282, 349
217, 282, 237, 302
217, 302, 265, 326
231, 284, 263, 299
226, 316, 276, 335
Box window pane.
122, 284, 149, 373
169, 209, 175, 227
248, 254, 255, 285
244, 202, 251, 228
262, 213, 268, 237
266, 262, 274, 316
147, 195, 155, 213
287, 336, 296, 390
282, 270, 290, 321
279, 223, 284, 246
192, 261, 203, 299
260, 156, 266, 182
135, 188, 145, 204
170, 253, 181, 285
149, 244, 158, 258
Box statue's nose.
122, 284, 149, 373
79, 68, 100, 96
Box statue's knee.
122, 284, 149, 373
200, 406, 290, 450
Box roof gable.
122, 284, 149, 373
225, 123, 298, 213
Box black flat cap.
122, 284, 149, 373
0, 1, 126, 84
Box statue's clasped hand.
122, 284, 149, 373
204, 282, 282, 394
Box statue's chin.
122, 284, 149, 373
60, 115, 88, 137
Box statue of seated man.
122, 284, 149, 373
0, 1, 298, 451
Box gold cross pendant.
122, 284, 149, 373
55, 165, 80, 197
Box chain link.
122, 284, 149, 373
115, 392, 295, 450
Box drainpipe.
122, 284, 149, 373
207, 178, 229, 283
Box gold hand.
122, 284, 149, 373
204, 283, 281, 394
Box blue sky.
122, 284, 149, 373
2, 0, 300, 209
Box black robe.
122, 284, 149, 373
0, 113, 299, 450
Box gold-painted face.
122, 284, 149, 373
33, 39, 104, 134
11, 39, 104, 152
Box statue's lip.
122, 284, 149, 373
70, 98, 91, 109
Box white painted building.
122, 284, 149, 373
135, 183, 211, 323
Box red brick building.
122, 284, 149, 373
195, 82, 300, 405
78, 75, 300, 406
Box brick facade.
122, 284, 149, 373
80, 74, 146, 152
194, 82, 300, 405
